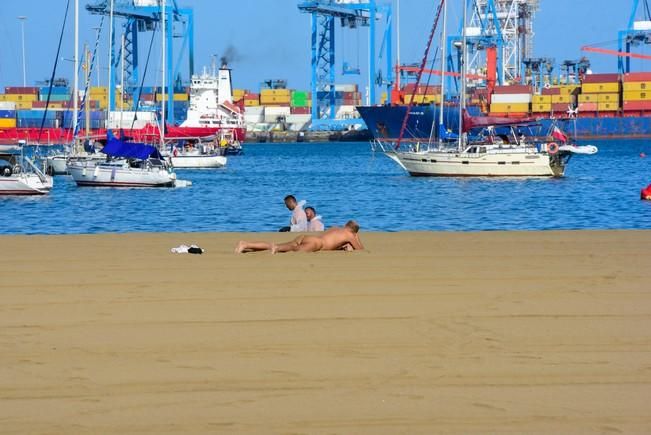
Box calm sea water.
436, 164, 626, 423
2, 140, 651, 235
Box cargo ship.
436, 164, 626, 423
358, 72, 651, 141
0, 64, 245, 145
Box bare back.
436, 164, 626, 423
318, 227, 363, 251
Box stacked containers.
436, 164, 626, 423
16, 109, 58, 128
579, 74, 620, 115
260, 88, 291, 106
489, 85, 532, 116
38, 86, 70, 102
243, 93, 260, 107
401, 84, 441, 104
89, 86, 108, 109
0, 102, 17, 128
1, 87, 39, 109
621, 72, 651, 112
290, 91, 311, 114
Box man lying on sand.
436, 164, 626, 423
236, 220, 364, 254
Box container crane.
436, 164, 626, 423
298, 0, 393, 130
86, 0, 194, 123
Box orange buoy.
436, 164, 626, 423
640, 152, 647, 158
548, 142, 559, 155
641, 184, 651, 200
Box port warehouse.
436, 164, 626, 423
0, 82, 362, 132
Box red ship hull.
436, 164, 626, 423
0, 125, 246, 145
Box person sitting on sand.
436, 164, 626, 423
305, 206, 324, 232
236, 220, 364, 254
279, 195, 308, 232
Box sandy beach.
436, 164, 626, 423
2, 230, 651, 433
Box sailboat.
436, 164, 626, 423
0, 148, 53, 195
69, 0, 178, 187
379, 0, 597, 177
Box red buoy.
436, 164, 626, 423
641, 184, 651, 200
640, 152, 646, 158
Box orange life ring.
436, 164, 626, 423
548, 142, 559, 155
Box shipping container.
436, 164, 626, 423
260, 89, 291, 97
597, 93, 620, 102
290, 106, 311, 115
0, 94, 39, 102
551, 103, 570, 112
622, 72, 651, 82
541, 87, 561, 96
489, 103, 530, 112
582, 73, 620, 83
532, 95, 552, 104
492, 85, 532, 94
578, 94, 598, 103
582, 82, 620, 93
0, 109, 16, 119
623, 100, 651, 111
260, 95, 291, 104
0, 118, 17, 128
623, 81, 651, 91
4, 86, 39, 95
491, 93, 532, 103
244, 99, 260, 107
578, 102, 599, 111
551, 94, 572, 104
623, 90, 651, 101
531, 103, 551, 112
598, 102, 618, 111
155, 93, 189, 102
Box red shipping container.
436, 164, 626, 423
552, 103, 571, 112
493, 85, 532, 94
582, 73, 619, 83
402, 83, 440, 95
622, 72, 651, 82
291, 107, 311, 114
4, 86, 39, 94
542, 87, 561, 95
623, 100, 651, 111
578, 102, 598, 111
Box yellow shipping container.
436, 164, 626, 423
577, 94, 598, 103
89, 86, 108, 95
260, 89, 291, 97
597, 93, 619, 102
244, 99, 260, 107
260, 95, 291, 104
551, 94, 571, 104
623, 81, 651, 91
489, 103, 530, 112
552, 85, 579, 95
233, 89, 246, 97
532, 95, 551, 104
15, 101, 33, 109
531, 103, 551, 112
582, 82, 620, 93
0, 118, 17, 128
0, 94, 38, 102
597, 102, 618, 111
405, 94, 440, 104
623, 90, 651, 101
156, 93, 189, 102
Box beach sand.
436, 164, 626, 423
2, 230, 651, 434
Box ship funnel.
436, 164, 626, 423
217, 66, 233, 104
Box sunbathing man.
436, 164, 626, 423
235, 220, 364, 254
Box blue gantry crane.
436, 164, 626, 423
618, 0, 651, 74
86, 0, 194, 123
298, 0, 393, 130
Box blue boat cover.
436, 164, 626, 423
102, 137, 163, 160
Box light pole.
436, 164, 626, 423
17, 16, 27, 87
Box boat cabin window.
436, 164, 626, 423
479, 146, 487, 153
467, 146, 477, 153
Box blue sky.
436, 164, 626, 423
0, 1, 642, 92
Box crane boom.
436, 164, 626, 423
398, 66, 485, 80
581, 45, 651, 61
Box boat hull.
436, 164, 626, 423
170, 154, 227, 168
68, 162, 176, 188
386, 150, 563, 177
0, 174, 53, 195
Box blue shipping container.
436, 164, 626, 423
0, 110, 16, 119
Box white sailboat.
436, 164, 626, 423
0, 151, 53, 195
169, 138, 227, 168
379, 0, 597, 178
69, 0, 178, 188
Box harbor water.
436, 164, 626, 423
2, 140, 651, 235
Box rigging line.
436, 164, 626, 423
38, 0, 71, 143
130, 25, 158, 131
395, 0, 446, 150
424, 47, 440, 147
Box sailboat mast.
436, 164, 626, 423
85, 44, 91, 139
457, 0, 467, 152
107, 0, 114, 133
160, 0, 166, 145
73, 0, 79, 143
438, 0, 447, 147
